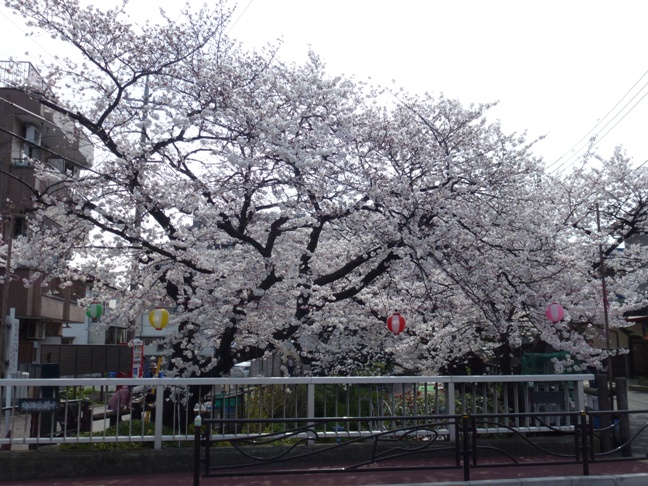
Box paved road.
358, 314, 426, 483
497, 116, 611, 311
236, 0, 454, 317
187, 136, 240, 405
4, 461, 648, 486
3, 461, 648, 486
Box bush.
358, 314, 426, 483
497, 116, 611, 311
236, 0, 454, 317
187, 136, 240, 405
59, 420, 181, 450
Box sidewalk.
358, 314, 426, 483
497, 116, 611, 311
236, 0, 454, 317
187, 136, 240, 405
3, 462, 648, 486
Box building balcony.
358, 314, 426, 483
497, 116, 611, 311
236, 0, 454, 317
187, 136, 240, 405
0, 60, 43, 89
11, 158, 33, 168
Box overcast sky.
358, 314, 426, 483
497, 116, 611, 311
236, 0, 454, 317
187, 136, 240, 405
1, 0, 647, 172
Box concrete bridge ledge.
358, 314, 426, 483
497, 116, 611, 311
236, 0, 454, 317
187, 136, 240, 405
392, 473, 648, 486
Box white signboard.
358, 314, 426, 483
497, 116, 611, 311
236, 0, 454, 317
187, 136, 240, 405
7, 308, 19, 374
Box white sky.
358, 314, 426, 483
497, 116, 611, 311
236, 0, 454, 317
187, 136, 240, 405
1, 0, 647, 172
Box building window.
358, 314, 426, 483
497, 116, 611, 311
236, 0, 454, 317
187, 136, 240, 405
13, 216, 27, 238
47, 158, 76, 176
22, 124, 41, 161
48, 158, 65, 173
69, 280, 87, 303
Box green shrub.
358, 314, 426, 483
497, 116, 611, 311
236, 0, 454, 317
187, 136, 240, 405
59, 386, 106, 404
242, 384, 308, 435
59, 420, 181, 450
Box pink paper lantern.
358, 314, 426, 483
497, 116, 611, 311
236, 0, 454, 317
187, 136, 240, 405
545, 303, 565, 323
386, 312, 406, 335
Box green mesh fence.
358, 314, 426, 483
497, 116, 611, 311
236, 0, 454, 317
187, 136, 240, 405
521, 352, 571, 374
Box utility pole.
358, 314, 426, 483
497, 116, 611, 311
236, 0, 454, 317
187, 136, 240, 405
126, 75, 149, 342
596, 203, 614, 405
0, 212, 14, 379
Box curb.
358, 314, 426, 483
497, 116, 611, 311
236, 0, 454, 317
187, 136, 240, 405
386, 473, 648, 485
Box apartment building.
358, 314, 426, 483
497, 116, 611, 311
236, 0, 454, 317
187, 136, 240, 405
0, 61, 95, 371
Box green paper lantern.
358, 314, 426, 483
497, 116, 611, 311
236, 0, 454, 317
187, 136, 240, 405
86, 303, 103, 319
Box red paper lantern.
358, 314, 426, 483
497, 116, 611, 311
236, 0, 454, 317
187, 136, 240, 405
545, 303, 564, 323
386, 312, 406, 335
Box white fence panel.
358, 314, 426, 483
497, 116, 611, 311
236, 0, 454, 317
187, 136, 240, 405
0, 374, 591, 450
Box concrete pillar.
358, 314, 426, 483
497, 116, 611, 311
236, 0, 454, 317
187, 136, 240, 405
615, 377, 631, 456
596, 373, 612, 452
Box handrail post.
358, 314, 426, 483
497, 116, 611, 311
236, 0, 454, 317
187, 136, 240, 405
580, 411, 589, 476
193, 414, 202, 486
307, 381, 315, 446
462, 414, 471, 482
447, 379, 456, 441
574, 378, 586, 412
454, 415, 461, 467
154, 384, 164, 449
472, 415, 478, 466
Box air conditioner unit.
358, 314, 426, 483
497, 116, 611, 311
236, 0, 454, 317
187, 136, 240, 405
27, 322, 46, 340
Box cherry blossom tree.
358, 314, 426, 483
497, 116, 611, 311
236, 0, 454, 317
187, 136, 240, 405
4, 0, 648, 382
544, 150, 648, 370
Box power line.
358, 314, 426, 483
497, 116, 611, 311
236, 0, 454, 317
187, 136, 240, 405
226, 0, 255, 34
633, 160, 648, 172
555, 80, 648, 172
548, 67, 648, 168
595, 88, 648, 146
548, 68, 648, 174
0, 8, 57, 62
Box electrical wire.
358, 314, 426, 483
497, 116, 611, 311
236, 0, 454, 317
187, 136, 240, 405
549, 68, 648, 174
548, 68, 648, 170
0, 8, 57, 62
594, 88, 648, 147
553, 81, 648, 174
226, 0, 255, 34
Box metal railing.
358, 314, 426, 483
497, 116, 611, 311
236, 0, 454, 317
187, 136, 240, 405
0, 61, 43, 89
193, 408, 648, 485
0, 374, 591, 450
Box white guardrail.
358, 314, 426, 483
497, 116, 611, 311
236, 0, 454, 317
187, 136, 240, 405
0, 374, 592, 450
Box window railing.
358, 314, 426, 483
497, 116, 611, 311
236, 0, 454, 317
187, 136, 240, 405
11, 158, 32, 168
0, 61, 43, 89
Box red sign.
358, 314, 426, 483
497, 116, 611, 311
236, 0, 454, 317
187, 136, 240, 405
386, 313, 406, 335
130, 339, 145, 378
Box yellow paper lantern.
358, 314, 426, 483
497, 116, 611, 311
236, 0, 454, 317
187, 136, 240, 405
148, 308, 169, 331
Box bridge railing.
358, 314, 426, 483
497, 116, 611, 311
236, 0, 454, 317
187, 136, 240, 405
194, 407, 648, 485
0, 374, 592, 450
